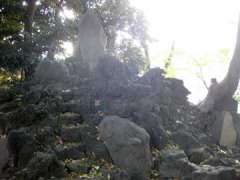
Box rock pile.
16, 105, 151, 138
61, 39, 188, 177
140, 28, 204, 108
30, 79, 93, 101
1, 55, 240, 179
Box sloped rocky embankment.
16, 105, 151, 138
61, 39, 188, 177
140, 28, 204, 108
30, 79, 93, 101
1, 57, 240, 180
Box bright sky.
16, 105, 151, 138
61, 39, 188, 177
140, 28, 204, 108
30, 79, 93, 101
131, 0, 240, 103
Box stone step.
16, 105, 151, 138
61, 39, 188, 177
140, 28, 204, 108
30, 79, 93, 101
61, 87, 90, 102
65, 159, 91, 175
60, 112, 84, 126
0, 101, 19, 113
60, 99, 93, 115
61, 124, 88, 143
60, 124, 110, 161
55, 143, 86, 160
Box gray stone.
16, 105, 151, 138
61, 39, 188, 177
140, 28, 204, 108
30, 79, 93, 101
79, 123, 111, 161
76, 11, 107, 71
66, 160, 90, 174
61, 126, 83, 142
59, 112, 84, 125
201, 157, 229, 166
61, 98, 94, 115
99, 115, 152, 180
187, 147, 212, 164
192, 165, 236, 180
133, 110, 168, 149
7, 128, 36, 167
171, 130, 200, 152
138, 68, 165, 91
210, 111, 224, 144
123, 83, 152, 100
211, 111, 237, 147
101, 99, 133, 117
55, 144, 86, 160
159, 149, 197, 178
110, 169, 130, 180
94, 55, 131, 98
219, 111, 237, 147
22, 152, 66, 179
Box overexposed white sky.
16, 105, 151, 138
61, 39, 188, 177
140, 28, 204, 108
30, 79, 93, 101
131, 0, 240, 103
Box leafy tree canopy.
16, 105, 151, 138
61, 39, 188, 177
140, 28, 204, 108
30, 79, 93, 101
0, 0, 150, 77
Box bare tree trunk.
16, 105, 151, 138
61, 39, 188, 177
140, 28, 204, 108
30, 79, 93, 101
199, 16, 240, 112
23, 0, 37, 79
141, 40, 150, 70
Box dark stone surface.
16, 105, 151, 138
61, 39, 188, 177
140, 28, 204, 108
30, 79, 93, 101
192, 165, 236, 180
99, 116, 152, 180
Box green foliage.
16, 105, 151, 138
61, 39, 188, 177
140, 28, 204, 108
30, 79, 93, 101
0, 0, 24, 39
0, 68, 21, 85
0, 0, 24, 72
118, 39, 149, 74
163, 43, 176, 77
0, 0, 150, 78
234, 88, 240, 103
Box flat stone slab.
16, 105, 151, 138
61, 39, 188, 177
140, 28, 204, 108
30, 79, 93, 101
220, 111, 237, 146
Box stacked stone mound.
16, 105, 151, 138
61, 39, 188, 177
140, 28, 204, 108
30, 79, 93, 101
0, 57, 240, 179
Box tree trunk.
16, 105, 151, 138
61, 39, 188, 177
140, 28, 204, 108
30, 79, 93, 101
47, 0, 64, 60
24, 0, 37, 35
23, 0, 37, 79
141, 40, 150, 70
199, 16, 240, 112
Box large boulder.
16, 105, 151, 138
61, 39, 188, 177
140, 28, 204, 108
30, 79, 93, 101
138, 68, 190, 103
138, 115, 167, 149
99, 116, 152, 180
132, 98, 168, 148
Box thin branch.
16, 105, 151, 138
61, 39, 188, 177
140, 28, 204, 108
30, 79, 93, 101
192, 58, 209, 90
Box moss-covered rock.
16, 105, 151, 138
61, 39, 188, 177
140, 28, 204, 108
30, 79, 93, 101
7, 128, 37, 168
17, 152, 66, 180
